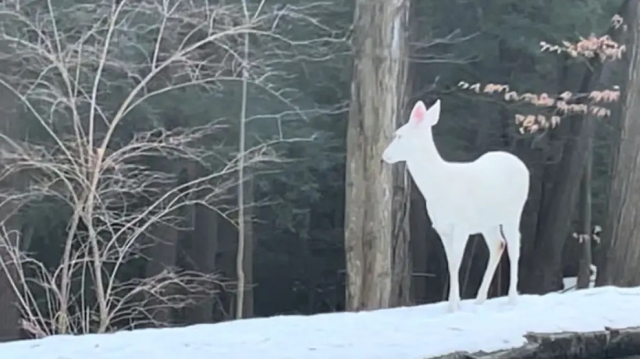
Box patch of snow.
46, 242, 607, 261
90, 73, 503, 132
563, 276, 579, 291
2, 286, 640, 359
561, 265, 597, 293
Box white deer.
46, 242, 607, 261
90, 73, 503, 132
382, 99, 529, 313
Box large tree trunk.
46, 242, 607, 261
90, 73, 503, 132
521, 100, 593, 293
520, 51, 616, 294
344, 0, 411, 311
597, 0, 640, 286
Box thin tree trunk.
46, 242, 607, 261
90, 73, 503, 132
0, 34, 21, 342
406, 6, 429, 305
211, 190, 253, 320
235, 26, 249, 320
144, 221, 180, 325
299, 213, 317, 312
598, 0, 640, 286
240, 176, 254, 318
391, 173, 411, 306
0, 216, 20, 342
344, 0, 410, 311
577, 140, 593, 289
143, 163, 185, 326
214, 216, 237, 321
391, 5, 412, 306
184, 203, 218, 324
409, 181, 429, 304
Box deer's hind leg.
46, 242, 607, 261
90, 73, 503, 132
501, 221, 521, 304
475, 225, 505, 305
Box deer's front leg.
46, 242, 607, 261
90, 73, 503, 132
439, 226, 467, 313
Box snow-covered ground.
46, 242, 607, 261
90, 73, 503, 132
2, 286, 640, 359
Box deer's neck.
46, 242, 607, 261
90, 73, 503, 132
406, 137, 449, 198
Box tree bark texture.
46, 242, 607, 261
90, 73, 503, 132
344, 0, 410, 311
598, 0, 640, 287
410, 180, 429, 304
405, 5, 430, 306
0, 36, 21, 342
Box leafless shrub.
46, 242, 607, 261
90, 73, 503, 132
0, 0, 342, 336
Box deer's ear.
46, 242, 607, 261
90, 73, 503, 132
409, 100, 428, 125
424, 99, 441, 126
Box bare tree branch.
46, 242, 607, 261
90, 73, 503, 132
0, 0, 345, 335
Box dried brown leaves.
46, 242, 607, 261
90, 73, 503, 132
540, 34, 625, 61
459, 81, 619, 133
540, 15, 627, 61
458, 14, 625, 134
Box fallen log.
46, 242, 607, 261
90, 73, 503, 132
433, 326, 640, 359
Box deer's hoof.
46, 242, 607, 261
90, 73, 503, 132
446, 301, 461, 313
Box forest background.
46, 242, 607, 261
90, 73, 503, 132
0, 0, 639, 341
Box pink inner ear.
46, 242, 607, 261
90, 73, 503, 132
410, 101, 427, 124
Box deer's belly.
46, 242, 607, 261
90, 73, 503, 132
426, 199, 505, 235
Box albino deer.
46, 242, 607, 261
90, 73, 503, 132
382, 99, 529, 313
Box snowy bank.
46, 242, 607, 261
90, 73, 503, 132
1, 286, 640, 359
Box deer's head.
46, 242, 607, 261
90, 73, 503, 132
382, 99, 441, 164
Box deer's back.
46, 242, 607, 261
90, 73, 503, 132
421, 151, 529, 233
